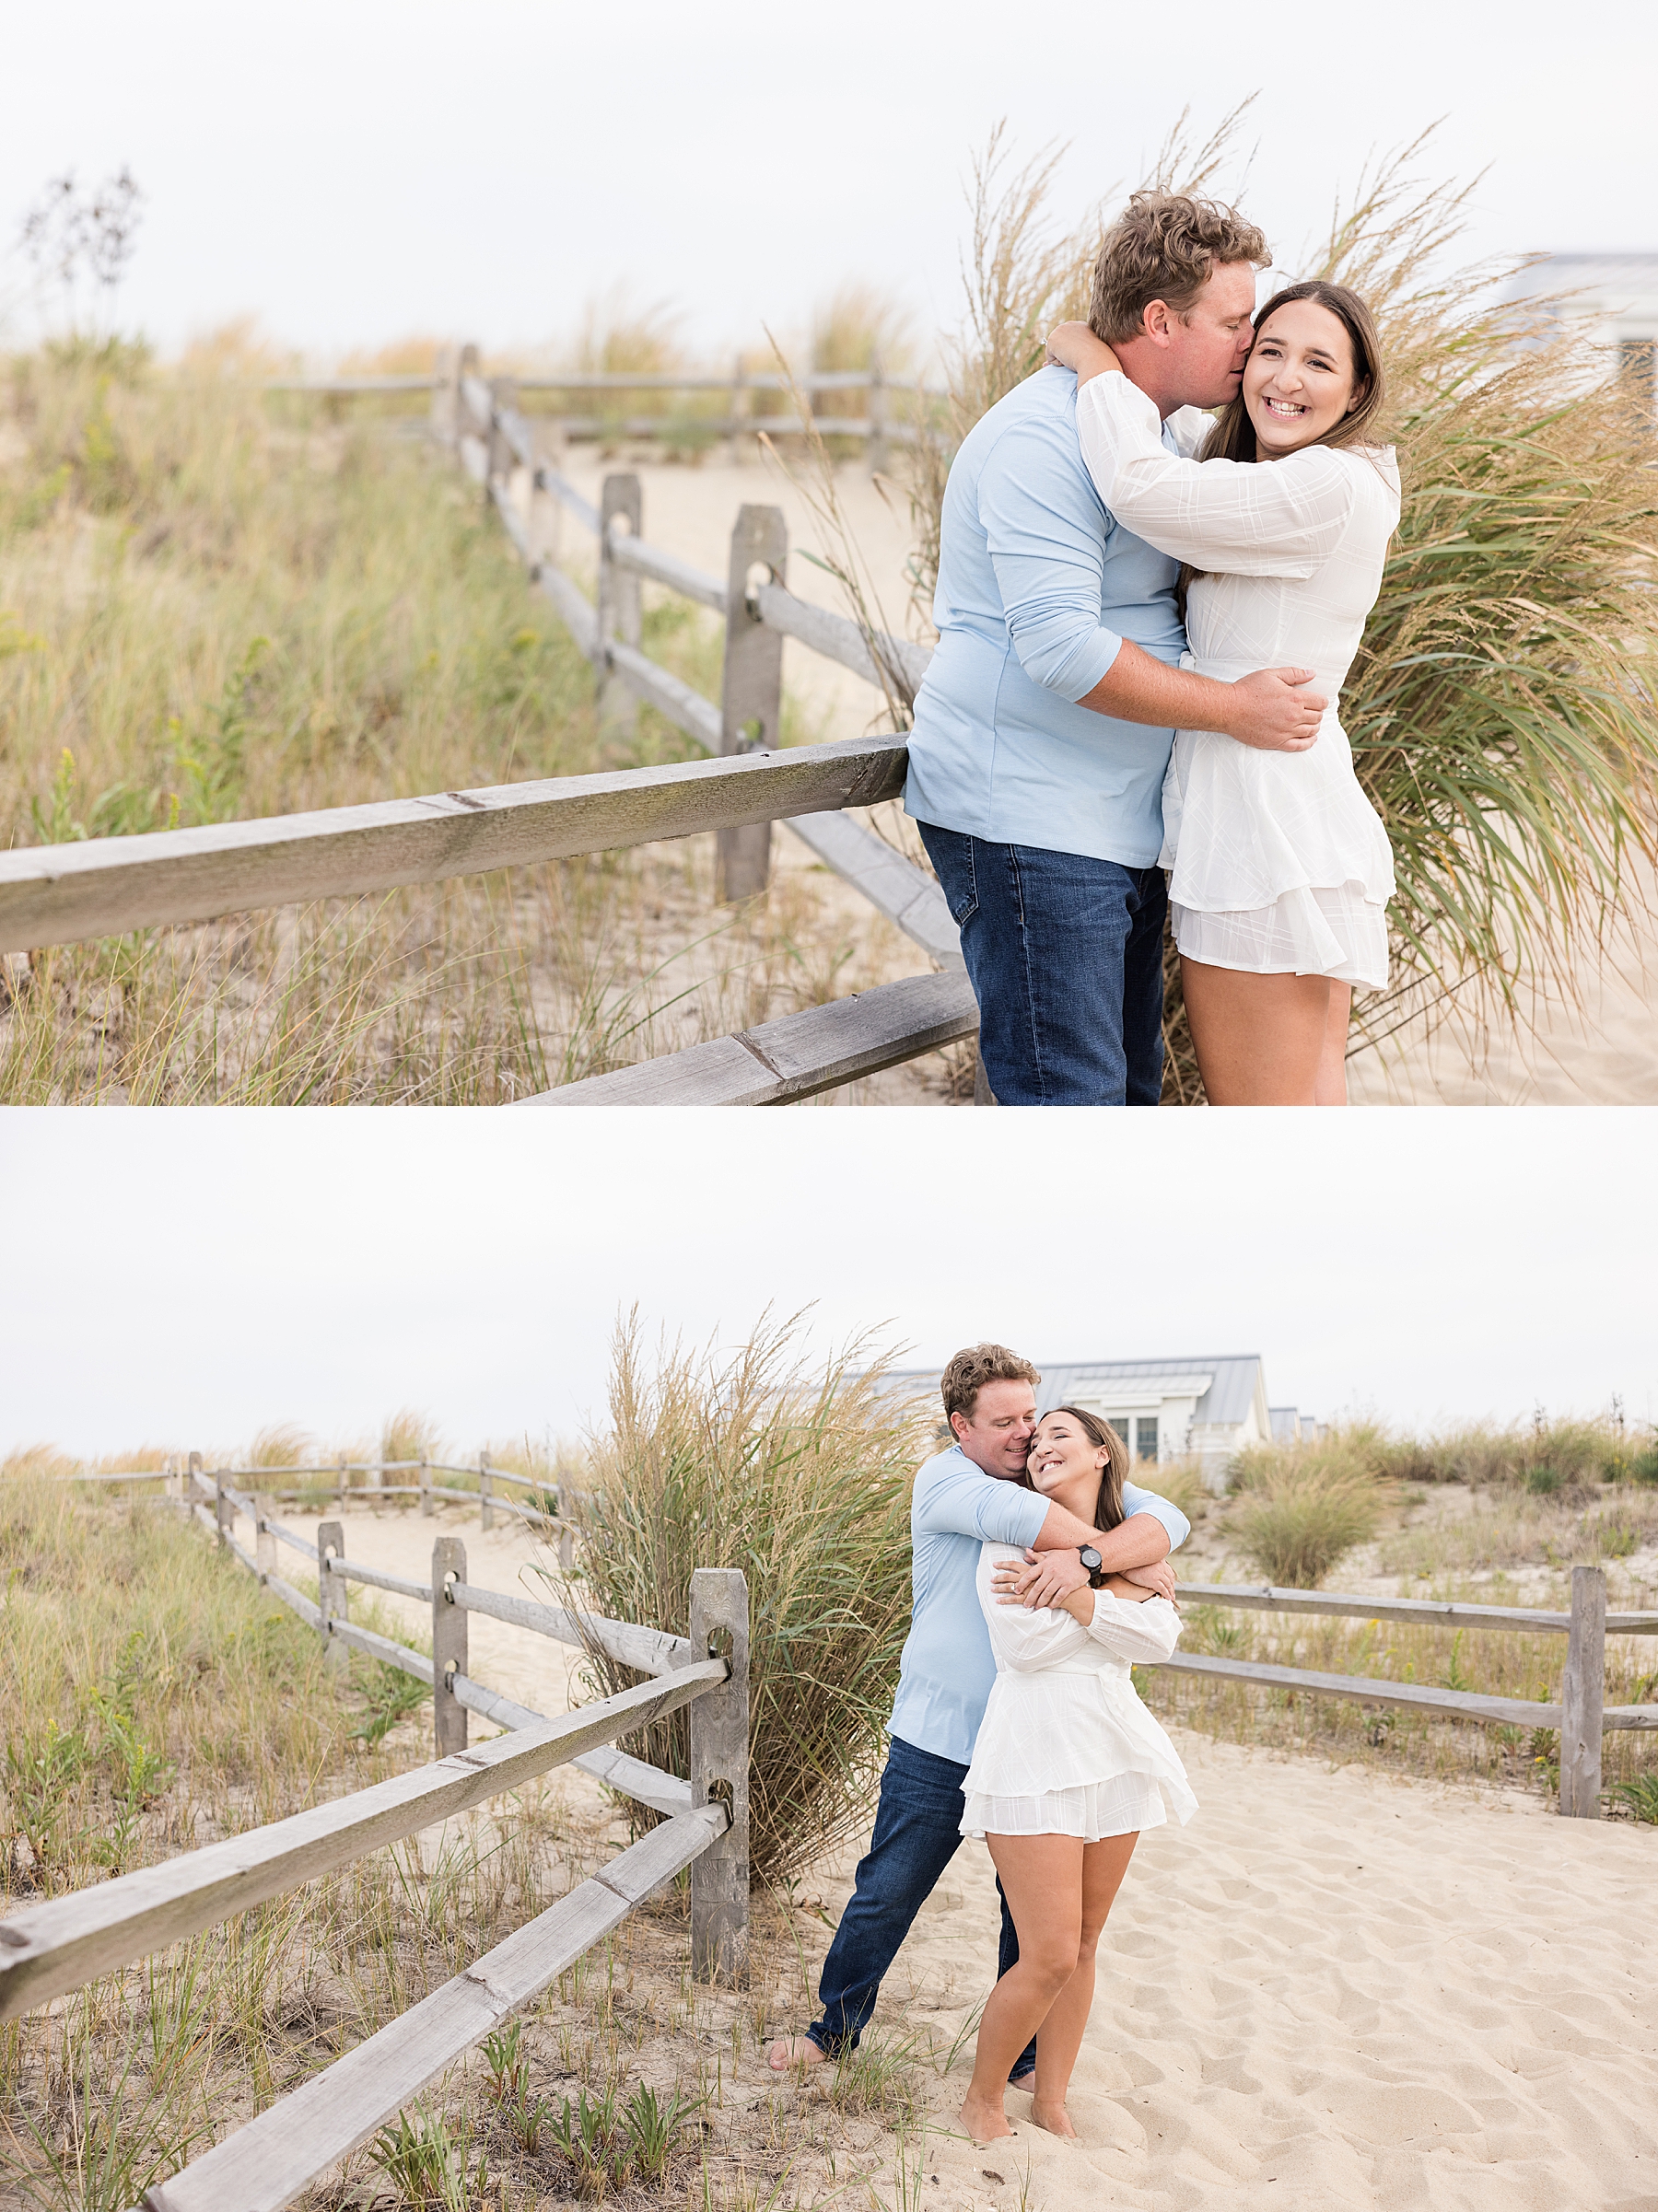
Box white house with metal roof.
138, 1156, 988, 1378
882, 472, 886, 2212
886, 1354, 1307, 1491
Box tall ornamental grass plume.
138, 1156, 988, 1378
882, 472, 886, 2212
1225, 1434, 1384, 1587
900, 110, 1658, 1098
564, 1309, 924, 1884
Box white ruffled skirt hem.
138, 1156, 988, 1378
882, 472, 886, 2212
962, 1769, 1173, 1843
1172, 879, 1389, 986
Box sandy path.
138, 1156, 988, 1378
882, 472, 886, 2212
279, 1497, 593, 1723
274, 1505, 1657, 2206
872, 1735, 1657, 2212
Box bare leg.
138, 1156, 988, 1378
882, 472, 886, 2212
957, 1834, 1083, 2143
1181, 956, 1331, 1105
1314, 982, 1351, 1106
1027, 1834, 1138, 2137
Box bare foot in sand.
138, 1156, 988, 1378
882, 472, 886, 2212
766, 2036, 828, 2073
957, 2097, 1013, 2144
1030, 2097, 1077, 2139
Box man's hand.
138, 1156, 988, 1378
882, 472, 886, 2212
1218, 667, 1327, 753
991, 1546, 1092, 1611
1116, 1560, 1178, 1604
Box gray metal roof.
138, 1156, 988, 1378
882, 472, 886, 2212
882, 1355, 1267, 1430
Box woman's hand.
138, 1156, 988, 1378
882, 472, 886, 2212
1045, 321, 1122, 389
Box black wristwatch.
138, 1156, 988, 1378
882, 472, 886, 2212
1078, 1545, 1106, 1589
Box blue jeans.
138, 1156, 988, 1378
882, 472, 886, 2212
918, 822, 1166, 1106
808, 1735, 1037, 2081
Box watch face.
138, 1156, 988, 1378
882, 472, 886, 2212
1080, 1547, 1103, 1570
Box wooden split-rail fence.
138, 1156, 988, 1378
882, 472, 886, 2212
80, 1452, 586, 1568
1169, 1574, 1658, 1818
64, 1464, 1658, 1824
267, 350, 941, 472
0, 355, 976, 1104
6, 1466, 749, 2212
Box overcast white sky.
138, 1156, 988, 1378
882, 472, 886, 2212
3, 1110, 1652, 1461
2, 1, 1652, 361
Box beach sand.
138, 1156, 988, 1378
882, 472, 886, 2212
279, 1502, 1658, 2211
543, 449, 1658, 1107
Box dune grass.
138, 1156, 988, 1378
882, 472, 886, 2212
563, 1310, 924, 1885
1224, 1438, 1386, 1589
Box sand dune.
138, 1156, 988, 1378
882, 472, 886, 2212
278, 1503, 1657, 2210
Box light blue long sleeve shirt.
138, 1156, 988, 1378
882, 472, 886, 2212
903, 366, 1188, 867
888, 1444, 1192, 1765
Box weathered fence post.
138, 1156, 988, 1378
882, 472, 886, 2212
430, 345, 459, 449
187, 1450, 203, 1509
717, 506, 788, 902
318, 1520, 349, 1678
596, 472, 642, 737
337, 1457, 347, 1512
689, 1567, 749, 1983
528, 415, 566, 573
456, 343, 485, 483
431, 1537, 468, 1757
214, 1471, 232, 1552
729, 353, 749, 465
487, 376, 517, 492
1559, 1563, 1606, 1818
868, 352, 888, 476
479, 1450, 494, 1533
558, 1519, 576, 1574
419, 1458, 433, 1519
255, 1494, 276, 1580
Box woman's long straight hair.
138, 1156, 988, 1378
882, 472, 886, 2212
1017, 1405, 1130, 1531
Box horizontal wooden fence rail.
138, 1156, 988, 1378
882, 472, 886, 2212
1173, 1579, 1658, 1635
1165, 1566, 1657, 1818
2, 1480, 751, 2212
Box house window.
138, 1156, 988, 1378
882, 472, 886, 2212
1103, 1415, 1159, 1461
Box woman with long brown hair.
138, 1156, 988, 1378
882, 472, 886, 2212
955, 1405, 1193, 2146
1046, 282, 1399, 1105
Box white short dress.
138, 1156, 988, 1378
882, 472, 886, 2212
959, 1543, 1197, 1844
1075, 373, 1400, 988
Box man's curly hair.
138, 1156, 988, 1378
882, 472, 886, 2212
940, 1343, 1040, 1425
1091, 190, 1269, 344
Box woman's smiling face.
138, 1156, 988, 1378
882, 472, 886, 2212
1243, 297, 1361, 457
1027, 1411, 1107, 1500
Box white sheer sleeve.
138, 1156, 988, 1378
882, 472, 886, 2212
1076, 372, 1356, 578
1083, 1592, 1183, 1665
975, 1544, 1095, 1673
